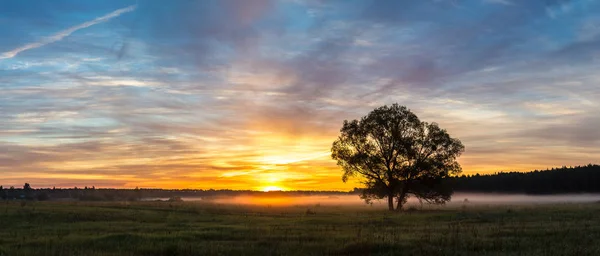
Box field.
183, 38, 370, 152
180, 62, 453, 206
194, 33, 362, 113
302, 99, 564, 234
1, 200, 600, 255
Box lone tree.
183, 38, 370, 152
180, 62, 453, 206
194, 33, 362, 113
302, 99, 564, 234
23, 183, 33, 200
331, 104, 464, 211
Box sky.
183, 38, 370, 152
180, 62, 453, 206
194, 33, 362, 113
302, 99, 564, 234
1, 0, 599, 191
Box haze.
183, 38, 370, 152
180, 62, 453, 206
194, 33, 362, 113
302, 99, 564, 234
1, 0, 600, 190
167, 193, 600, 208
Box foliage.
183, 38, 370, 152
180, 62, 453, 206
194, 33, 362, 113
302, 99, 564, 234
168, 196, 184, 202
0, 187, 352, 202
449, 164, 600, 194
331, 104, 464, 211
36, 192, 50, 201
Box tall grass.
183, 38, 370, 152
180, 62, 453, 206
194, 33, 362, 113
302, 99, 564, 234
0, 201, 599, 255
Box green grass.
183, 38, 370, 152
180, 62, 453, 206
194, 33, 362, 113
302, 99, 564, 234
1, 200, 600, 255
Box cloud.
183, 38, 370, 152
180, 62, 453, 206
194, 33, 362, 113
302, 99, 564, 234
1, 0, 600, 189
515, 114, 600, 147
0, 4, 137, 60
129, 0, 276, 67
484, 0, 514, 5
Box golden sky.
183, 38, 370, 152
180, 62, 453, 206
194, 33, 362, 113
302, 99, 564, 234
1, 1, 599, 190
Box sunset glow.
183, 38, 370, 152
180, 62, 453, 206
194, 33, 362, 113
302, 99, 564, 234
262, 186, 284, 192
1, 1, 599, 190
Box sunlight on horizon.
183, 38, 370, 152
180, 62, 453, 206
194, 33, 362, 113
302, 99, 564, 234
261, 186, 285, 192
1, 0, 599, 190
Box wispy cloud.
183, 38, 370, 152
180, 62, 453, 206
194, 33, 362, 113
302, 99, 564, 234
0, 5, 137, 60
1, 0, 599, 189
483, 0, 514, 5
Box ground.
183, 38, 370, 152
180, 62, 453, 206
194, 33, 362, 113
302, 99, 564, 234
1, 200, 599, 255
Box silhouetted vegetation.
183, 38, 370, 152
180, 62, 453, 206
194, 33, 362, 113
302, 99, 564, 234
0, 183, 354, 202
2, 165, 599, 203
168, 196, 183, 202
332, 104, 465, 211
448, 164, 600, 194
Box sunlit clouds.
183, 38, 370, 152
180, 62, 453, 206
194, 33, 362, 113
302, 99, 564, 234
1, 0, 599, 190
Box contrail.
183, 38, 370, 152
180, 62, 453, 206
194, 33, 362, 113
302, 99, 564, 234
0, 5, 137, 60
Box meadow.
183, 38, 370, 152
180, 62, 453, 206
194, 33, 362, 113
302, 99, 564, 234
1, 199, 600, 256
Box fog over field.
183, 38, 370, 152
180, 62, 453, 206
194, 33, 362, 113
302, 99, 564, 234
449, 193, 600, 205
166, 193, 600, 208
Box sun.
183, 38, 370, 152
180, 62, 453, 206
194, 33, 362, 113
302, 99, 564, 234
262, 186, 284, 192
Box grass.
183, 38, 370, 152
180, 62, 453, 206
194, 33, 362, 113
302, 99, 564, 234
1, 200, 600, 255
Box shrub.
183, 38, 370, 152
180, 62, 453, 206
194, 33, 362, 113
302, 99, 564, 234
168, 196, 183, 202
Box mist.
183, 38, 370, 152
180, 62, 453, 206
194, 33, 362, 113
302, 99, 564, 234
166, 193, 600, 208
450, 193, 600, 205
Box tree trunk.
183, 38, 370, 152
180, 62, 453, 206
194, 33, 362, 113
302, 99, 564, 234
395, 198, 403, 212
387, 194, 395, 211
395, 191, 407, 212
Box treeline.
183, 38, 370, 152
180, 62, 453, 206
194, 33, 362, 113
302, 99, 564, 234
448, 164, 600, 194
2, 164, 599, 201
0, 185, 352, 202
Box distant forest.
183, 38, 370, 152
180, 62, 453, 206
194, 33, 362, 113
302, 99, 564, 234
1, 165, 599, 201
448, 164, 600, 194
0, 185, 350, 202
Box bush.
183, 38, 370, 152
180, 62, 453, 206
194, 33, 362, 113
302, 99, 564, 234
168, 196, 183, 202
36, 192, 50, 201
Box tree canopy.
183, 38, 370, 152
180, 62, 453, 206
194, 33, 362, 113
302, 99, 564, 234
331, 104, 465, 211
448, 164, 600, 194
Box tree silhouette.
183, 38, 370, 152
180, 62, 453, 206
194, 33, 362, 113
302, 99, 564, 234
23, 183, 33, 200
331, 104, 464, 211
448, 164, 600, 194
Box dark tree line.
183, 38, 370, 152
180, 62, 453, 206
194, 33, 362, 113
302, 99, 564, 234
0, 185, 352, 202
447, 164, 600, 194
2, 165, 598, 202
